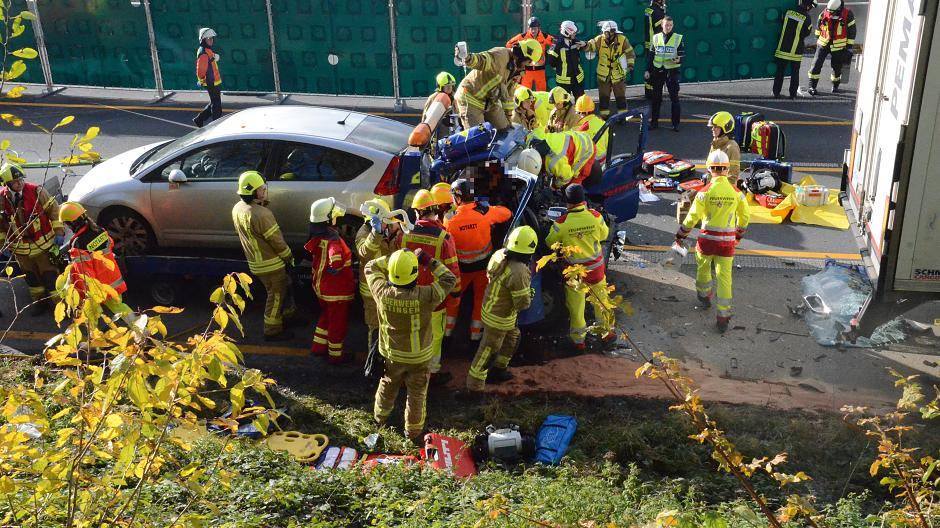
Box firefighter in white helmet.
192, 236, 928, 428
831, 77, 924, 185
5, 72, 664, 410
675, 150, 751, 333
194, 27, 223, 127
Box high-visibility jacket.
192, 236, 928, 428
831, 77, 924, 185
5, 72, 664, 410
549, 104, 581, 132
542, 130, 596, 189
679, 176, 750, 257
0, 182, 60, 257
585, 33, 636, 83
196, 46, 221, 87
232, 200, 293, 275
444, 202, 512, 273
355, 223, 395, 300
506, 29, 554, 69
67, 224, 127, 302
545, 204, 609, 284
480, 249, 532, 331
547, 38, 585, 85
816, 8, 856, 52
644, 2, 666, 50
398, 218, 461, 308
775, 9, 812, 61
364, 256, 457, 364
651, 32, 683, 70
577, 114, 609, 165
456, 47, 517, 112
304, 226, 355, 302
710, 135, 741, 179
511, 90, 551, 131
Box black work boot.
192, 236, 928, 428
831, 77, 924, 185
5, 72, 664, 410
831, 83, 841, 93
429, 371, 453, 387
488, 368, 514, 384
697, 295, 712, 308
716, 317, 730, 334
263, 329, 295, 342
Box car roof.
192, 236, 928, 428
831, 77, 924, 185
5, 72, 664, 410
202, 106, 370, 142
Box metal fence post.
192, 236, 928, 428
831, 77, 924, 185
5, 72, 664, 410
387, 0, 403, 111
521, 0, 531, 31
264, 0, 284, 103
25, 0, 63, 96
141, 0, 172, 102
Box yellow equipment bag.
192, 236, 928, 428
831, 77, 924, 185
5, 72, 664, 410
265, 432, 330, 464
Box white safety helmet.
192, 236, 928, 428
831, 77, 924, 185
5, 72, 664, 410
309, 197, 346, 224
560, 20, 578, 39
706, 149, 730, 169
826, 0, 842, 11
600, 20, 619, 34
199, 27, 217, 41
517, 148, 543, 175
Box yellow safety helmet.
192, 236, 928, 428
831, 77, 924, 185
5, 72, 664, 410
430, 182, 453, 206
514, 85, 535, 106
411, 189, 435, 211
516, 38, 544, 64
706, 149, 730, 169
707, 111, 734, 135
575, 95, 595, 113
237, 170, 266, 196
549, 86, 572, 106
0, 162, 25, 185
362, 197, 391, 217
506, 225, 538, 255
388, 249, 419, 286
59, 201, 87, 223
435, 71, 456, 91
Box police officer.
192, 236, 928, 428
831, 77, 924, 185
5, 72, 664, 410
356, 198, 401, 378
773, 0, 815, 99
0, 163, 64, 315
367, 248, 457, 441
467, 226, 537, 391
646, 16, 684, 131
675, 150, 751, 333
547, 86, 580, 132
584, 20, 635, 117
194, 27, 223, 128
644, 0, 667, 99
545, 185, 616, 349
547, 21, 587, 99
507, 17, 554, 91
231, 171, 296, 341
808, 0, 857, 95
454, 39, 543, 130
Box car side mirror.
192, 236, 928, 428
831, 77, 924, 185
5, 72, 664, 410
168, 169, 188, 183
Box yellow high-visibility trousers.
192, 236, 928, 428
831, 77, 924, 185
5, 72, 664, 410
374, 359, 431, 439
695, 251, 734, 319
564, 278, 615, 344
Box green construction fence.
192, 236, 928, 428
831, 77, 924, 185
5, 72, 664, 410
12, 0, 793, 99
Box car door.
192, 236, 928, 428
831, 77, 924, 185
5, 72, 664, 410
587, 108, 648, 223
266, 140, 375, 246
146, 139, 270, 247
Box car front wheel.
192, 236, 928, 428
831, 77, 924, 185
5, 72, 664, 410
99, 208, 156, 256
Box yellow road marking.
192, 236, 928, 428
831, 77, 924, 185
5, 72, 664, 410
623, 245, 861, 260
0, 329, 309, 356
692, 164, 843, 173
3, 101, 852, 124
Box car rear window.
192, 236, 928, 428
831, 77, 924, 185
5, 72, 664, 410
345, 115, 411, 155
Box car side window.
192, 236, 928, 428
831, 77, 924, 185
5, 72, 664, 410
274, 142, 373, 182
159, 141, 266, 181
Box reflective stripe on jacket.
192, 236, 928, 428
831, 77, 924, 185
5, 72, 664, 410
445, 203, 512, 273
577, 114, 609, 164
457, 47, 516, 110
68, 225, 127, 302
196, 46, 222, 87
775, 9, 811, 61
549, 104, 581, 132
232, 200, 293, 275
480, 249, 533, 330
355, 223, 394, 298
365, 256, 457, 363
545, 204, 609, 284
816, 8, 856, 51
305, 228, 355, 302
0, 182, 60, 256
644, 4, 666, 50
679, 176, 751, 257
585, 33, 635, 83
544, 130, 596, 188
652, 32, 683, 69
547, 38, 585, 84
398, 219, 461, 309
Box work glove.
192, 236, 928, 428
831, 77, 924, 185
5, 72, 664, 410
369, 215, 383, 234
644, 71, 650, 81
214, 53, 221, 63
54, 234, 65, 247
414, 248, 432, 266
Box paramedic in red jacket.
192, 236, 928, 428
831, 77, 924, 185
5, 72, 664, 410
305, 198, 355, 365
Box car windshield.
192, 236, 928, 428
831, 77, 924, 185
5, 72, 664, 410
345, 115, 411, 155
130, 115, 232, 174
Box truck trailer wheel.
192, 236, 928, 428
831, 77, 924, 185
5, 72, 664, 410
149, 275, 184, 306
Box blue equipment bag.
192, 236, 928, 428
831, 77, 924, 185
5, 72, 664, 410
734, 111, 765, 149
535, 414, 577, 465
438, 122, 495, 161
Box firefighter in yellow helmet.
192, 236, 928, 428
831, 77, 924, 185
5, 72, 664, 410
366, 247, 457, 440
0, 162, 64, 315
574, 95, 609, 166
511, 85, 551, 132
675, 150, 750, 333
583, 20, 635, 117
357, 197, 402, 378
454, 38, 543, 130
466, 225, 536, 391
422, 72, 457, 129
429, 181, 454, 223
545, 185, 616, 350
547, 86, 580, 132
231, 170, 296, 341
707, 111, 741, 181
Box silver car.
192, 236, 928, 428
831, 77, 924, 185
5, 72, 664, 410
67, 106, 412, 254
